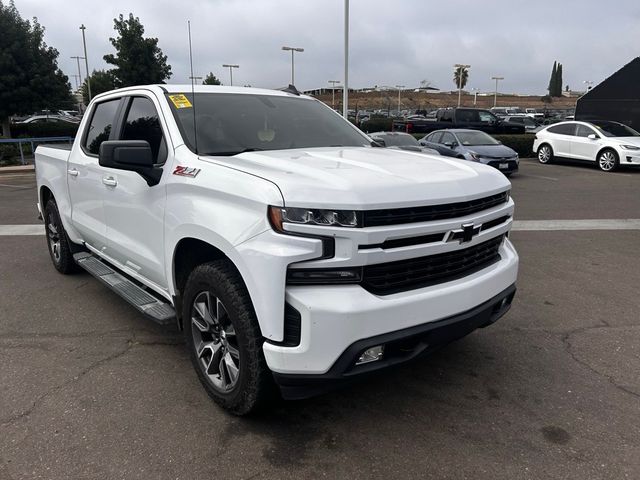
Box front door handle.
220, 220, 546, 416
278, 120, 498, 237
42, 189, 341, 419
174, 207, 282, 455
102, 176, 118, 187
67, 168, 79, 177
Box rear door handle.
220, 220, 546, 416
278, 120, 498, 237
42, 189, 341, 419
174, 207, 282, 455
67, 168, 79, 177
102, 176, 117, 187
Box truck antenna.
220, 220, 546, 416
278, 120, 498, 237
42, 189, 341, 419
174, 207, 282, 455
188, 20, 199, 154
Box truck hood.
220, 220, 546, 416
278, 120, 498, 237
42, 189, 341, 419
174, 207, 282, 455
203, 147, 510, 209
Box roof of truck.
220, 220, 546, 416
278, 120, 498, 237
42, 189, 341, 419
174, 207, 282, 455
93, 84, 311, 100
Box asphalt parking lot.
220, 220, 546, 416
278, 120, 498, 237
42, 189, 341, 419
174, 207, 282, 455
0, 160, 639, 480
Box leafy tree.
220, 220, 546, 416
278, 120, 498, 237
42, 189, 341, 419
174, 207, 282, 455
0, 0, 73, 137
547, 61, 557, 97
202, 72, 222, 85
103, 13, 172, 87
81, 70, 116, 104
453, 66, 469, 90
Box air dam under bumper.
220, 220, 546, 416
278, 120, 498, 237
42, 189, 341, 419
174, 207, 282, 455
273, 283, 516, 400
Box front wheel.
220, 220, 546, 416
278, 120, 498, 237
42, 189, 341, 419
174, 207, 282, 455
537, 144, 553, 164
597, 149, 619, 172
182, 260, 275, 415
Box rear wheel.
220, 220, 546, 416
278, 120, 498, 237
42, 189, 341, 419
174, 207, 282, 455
597, 149, 619, 172
182, 260, 275, 415
537, 144, 553, 164
44, 199, 80, 274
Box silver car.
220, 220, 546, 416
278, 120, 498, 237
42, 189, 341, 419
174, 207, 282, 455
419, 129, 519, 176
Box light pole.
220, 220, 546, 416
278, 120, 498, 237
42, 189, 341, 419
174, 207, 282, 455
222, 64, 239, 86
70, 56, 84, 89
395, 85, 405, 114
343, 0, 349, 118
281, 46, 304, 85
491, 76, 504, 107
471, 87, 479, 106
328, 80, 341, 109
454, 64, 470, 107
80, 25, 91, 101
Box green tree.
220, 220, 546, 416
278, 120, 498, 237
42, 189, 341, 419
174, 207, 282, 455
547, 61, 557, 97
202, 72, 222, 85
555, 63, 563, 97
453, 66, 469, 90
0, 1, 73, 137
103, 13, 172, 87
81, 70, 116, 104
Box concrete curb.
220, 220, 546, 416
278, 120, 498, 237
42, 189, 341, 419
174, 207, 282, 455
0, 165, 35, 175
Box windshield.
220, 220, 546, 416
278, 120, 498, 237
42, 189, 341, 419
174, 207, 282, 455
590, 121, 640, 137
166, 92, 370, 155
455, 131, 500, 146
376, 133, 418, 147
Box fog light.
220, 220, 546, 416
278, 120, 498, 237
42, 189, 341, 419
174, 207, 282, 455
356, 345, 384, 365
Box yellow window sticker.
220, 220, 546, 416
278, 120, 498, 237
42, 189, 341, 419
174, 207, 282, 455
168, 94, 193, 109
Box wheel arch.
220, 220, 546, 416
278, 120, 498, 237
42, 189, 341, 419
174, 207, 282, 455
596, 146, 618, 160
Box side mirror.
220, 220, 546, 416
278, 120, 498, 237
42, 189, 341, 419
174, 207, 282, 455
443, 142, 453, 148
587, 134, 597, 140
371, 139, 386, 147
99, 140, 162, 186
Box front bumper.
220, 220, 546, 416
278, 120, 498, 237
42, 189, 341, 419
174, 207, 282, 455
482, 158, 519, 173
273, 283, 516, 400
263, 238, 518, 376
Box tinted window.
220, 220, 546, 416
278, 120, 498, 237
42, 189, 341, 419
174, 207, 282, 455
479, 111, 497, 123
590, 121, 640, 137
456, 110, 480, 122
166, 93, 369, 155
576, 124, 597, 138
547, 123, 576, 136
428, 132, 443, 143
440, 132, 456, 145
121, 97, 165, 163
84, 99, 120, 155
510, 117, 523, 124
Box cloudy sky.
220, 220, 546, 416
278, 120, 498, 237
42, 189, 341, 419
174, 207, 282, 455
12, 0, 640, 95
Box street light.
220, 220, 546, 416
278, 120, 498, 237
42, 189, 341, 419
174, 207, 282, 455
491, 76, 504, 107
79, 25, 91, 101
454, 64, 470, 107
343, 0, 349, 118
328, 80, 341, 109
471, 87, 480, 106
222, 64, 239, 86
281, 46, 304, 85
70, 56, 84, 89
395, 85, 405, 114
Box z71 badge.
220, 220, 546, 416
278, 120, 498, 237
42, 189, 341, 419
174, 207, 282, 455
173, 166, 201, 178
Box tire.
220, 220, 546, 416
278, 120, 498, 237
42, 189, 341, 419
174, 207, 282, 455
182, 260, 275, 415
597, 149, 619, 172
537, 144, 553, 164
44, 199, 80, 274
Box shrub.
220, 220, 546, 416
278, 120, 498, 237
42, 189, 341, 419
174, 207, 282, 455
9, 122, 79, 138
493, 134, 535, 157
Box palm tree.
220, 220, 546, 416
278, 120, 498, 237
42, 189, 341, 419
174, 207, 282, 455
453, 67, 469, 90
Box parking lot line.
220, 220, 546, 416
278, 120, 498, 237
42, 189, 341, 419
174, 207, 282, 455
512, 219, 640, 231
0, 225, 43, 235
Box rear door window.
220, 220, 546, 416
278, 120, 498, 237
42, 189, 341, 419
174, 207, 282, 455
83, 99, 120, 155
547, 123, 576, 136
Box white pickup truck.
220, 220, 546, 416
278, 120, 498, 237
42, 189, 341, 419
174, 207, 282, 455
36, 85, 518, 414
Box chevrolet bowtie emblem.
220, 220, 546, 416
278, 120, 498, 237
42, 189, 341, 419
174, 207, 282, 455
448, 222, 481, 244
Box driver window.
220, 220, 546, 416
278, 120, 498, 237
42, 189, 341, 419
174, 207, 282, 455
576, 125, 597, 138
121, 97, 167, 164
441, 132, 456, 145
479, 111, 496, 123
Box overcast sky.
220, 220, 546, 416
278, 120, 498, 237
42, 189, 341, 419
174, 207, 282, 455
12, 0, 640, 95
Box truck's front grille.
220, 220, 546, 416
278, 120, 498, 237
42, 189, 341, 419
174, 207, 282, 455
363, 192, 508, 227
361, 235, 504, 295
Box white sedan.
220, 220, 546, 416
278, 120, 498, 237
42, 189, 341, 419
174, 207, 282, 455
533, 120, 640, 172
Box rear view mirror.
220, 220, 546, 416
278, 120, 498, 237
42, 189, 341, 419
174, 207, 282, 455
99, 140, 162, 186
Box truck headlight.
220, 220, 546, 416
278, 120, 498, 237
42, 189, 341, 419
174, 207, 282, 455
268, 206, 360, 231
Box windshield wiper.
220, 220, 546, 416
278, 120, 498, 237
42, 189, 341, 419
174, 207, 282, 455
204, 147, 265, 156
